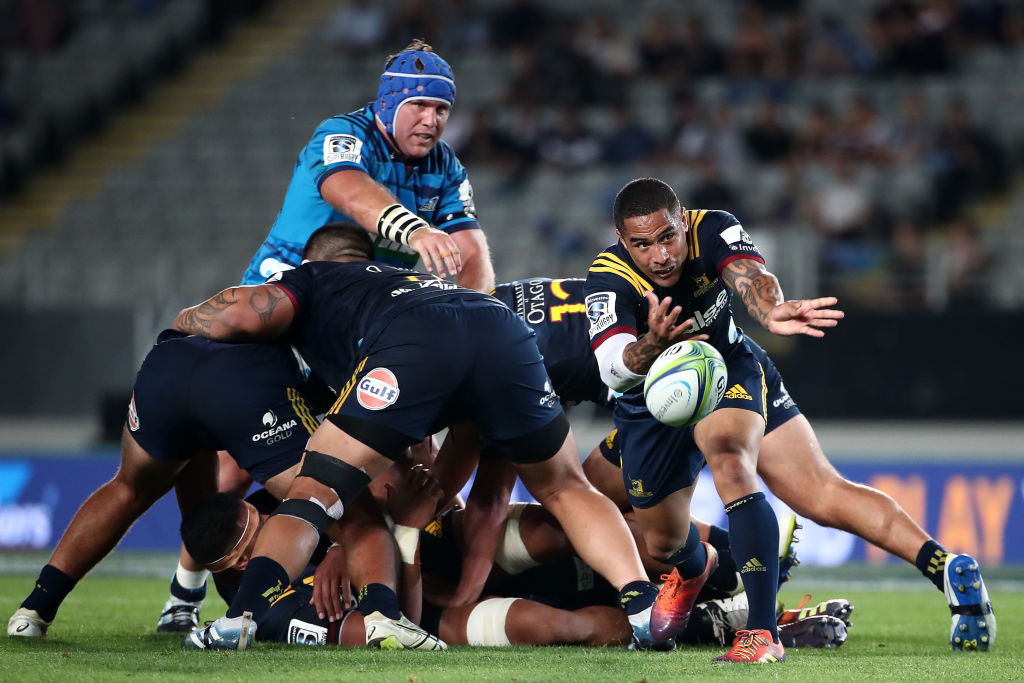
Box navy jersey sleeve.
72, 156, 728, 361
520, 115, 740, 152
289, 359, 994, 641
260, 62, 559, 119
689, 210, 765, 274
583, 248, 650, 350
267, 264, 314, 321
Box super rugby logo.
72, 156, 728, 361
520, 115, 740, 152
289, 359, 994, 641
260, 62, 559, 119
357, 368, 400, 410
323, 134, 362, 165
585, 291, 617, 335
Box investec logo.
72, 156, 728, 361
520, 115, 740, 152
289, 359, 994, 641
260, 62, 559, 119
252, 409, 297, 443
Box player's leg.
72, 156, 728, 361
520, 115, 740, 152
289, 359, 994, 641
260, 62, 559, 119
695, 407, 784, 663
439, 598, 631, 647
185, 418, 443, 651
511, 429, 670, 650
9, 428, 192, 637
758, 414, 994, 649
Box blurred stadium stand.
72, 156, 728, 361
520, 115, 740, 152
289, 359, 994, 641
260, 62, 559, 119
0, 0, 1022, 427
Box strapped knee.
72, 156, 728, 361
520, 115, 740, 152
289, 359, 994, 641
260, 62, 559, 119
273, 450, 372, 535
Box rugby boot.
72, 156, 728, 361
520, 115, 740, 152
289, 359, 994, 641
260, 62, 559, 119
778, 594, 853, 627
7, 608, 50, 638
364, 611, 447, 650
712, 628, 786, 663
157, 597, 201, 632
777, 513, 802, 586
626, 603, 676, 651
182, 612, 256, 651
778, 614, 848, 648
650, 542, 718, 640
944, 553, 995, 651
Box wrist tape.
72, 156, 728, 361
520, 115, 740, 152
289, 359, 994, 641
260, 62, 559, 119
377, 204, 430, 245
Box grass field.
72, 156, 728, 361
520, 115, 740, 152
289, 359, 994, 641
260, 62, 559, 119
1, 566, 1022, 682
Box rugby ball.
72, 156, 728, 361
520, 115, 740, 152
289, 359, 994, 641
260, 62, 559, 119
643, 340, 728, 427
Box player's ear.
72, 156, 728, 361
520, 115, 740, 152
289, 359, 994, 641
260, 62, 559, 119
615, 230, 625, 246
678, 209, 688, 232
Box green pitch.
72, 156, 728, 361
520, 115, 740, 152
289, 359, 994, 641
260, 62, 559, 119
2, 570, 1021, 682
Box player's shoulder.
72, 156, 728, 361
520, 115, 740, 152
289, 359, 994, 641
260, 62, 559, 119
317, 106, 376, 137
586, 243, 652, 299
686, 209, 740, 236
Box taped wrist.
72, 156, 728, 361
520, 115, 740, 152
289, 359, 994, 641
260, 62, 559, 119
377, 203, 430, 246
393, 524, 419, 565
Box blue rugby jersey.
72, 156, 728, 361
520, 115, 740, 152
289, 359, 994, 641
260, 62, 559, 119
242, 105, 479, 284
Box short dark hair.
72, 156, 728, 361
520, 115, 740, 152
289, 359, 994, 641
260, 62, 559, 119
612, 178, 682, 233
302, 221, 375, 262
385, 39, 436, 70
180, 493, 244, 565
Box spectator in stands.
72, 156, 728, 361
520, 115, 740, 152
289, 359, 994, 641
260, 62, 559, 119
636, 14, 680, 79
689, 158, 744, 217
601, 103, 656, 166
539, 110, 601, 171
744, 98, 796, 164
388, 0, 441, 49
929, 98, 1009, 218
885, 219, 928, 310
944, 215, 991, 308
489, 0, 549, 49
677, 16, 727, 79
324, 0, 387, 56
886, 92, 934, 165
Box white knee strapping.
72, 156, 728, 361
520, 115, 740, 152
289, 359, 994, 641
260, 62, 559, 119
495, 502, 541, 575
465, 597, 519, 646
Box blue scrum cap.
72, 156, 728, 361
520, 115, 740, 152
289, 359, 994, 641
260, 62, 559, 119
373, 48, 456, 135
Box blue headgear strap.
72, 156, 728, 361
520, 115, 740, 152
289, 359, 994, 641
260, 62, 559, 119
373, 50, 456, 135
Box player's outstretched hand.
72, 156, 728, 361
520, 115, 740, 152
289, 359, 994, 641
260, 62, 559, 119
767, 297, 845, 338
644, 290, 709, 348
409, 227, 462, 279
311, 543, 352, 622
385, 463, 443, 530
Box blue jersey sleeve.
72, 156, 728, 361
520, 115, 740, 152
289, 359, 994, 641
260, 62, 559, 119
308, 115, 379, 190
429, 147, 479, 233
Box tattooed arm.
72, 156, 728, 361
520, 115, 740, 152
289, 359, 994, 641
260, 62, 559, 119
621, 290, 706, 376
173, 284, 296, 341
722, 258, 845, 338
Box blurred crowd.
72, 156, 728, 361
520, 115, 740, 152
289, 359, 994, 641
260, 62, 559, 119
322, 0, 1021, 309
2, 0, 1021, 310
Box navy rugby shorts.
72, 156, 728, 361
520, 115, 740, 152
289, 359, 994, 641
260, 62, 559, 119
325, 298, 568, 463
129, 334, 318, 484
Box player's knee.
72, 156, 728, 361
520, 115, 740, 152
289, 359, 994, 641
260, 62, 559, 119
643, 529, 688, 562
706, 450, 757, 490
273, 450, 372, 535
464, 598, 519, 646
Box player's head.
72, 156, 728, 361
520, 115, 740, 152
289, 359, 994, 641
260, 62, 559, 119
180, 494, 263, 573
373, 39, 455, 158
302, 221, 375, 263
613, 177, 689, 287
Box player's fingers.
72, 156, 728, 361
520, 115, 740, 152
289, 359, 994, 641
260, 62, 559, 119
329, 580, 344, 621
808, 318, 839, 327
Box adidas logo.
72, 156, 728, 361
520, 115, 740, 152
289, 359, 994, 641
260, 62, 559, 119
741, 558, 767, 573
724, 383, 752, 400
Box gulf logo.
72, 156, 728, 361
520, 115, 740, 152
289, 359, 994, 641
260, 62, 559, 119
127, 393, 140, 431
356, 368, 401, 410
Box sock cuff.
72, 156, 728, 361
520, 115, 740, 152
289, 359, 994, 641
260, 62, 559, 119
724, 491, 766, 515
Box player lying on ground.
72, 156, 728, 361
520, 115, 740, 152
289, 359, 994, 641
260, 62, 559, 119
498, 273, 994, 652
181, 460, 851, 649
171, 223, 671, 651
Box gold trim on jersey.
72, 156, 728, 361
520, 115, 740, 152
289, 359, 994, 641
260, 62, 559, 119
328, 356, 369, 415
550, 279, 571, 301
286, 387, 319, 435
589, 253, 652, 297
685, 209, 707, 259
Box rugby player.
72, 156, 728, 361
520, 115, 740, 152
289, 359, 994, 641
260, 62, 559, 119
583, 177, 844, 663
6, 332, 328, 638
172, 224, 669, 651
486, 274, 994, 653
242, 39, 493, 293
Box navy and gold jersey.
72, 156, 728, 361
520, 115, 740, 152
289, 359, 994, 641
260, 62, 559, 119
270, 260, 494, 393
241, 106, 479, 284
129, 331, 324, 482
583, 209, 764, 387
492, 278, 610, 407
